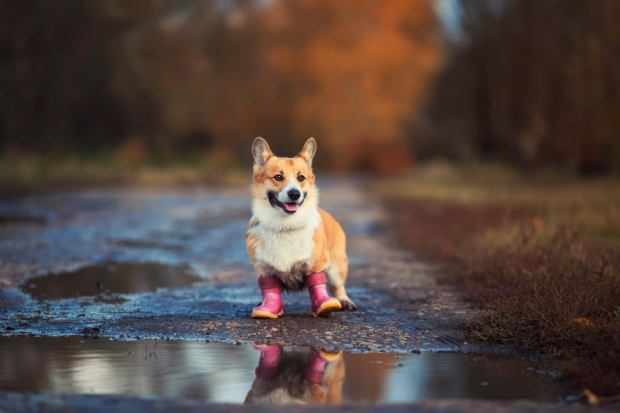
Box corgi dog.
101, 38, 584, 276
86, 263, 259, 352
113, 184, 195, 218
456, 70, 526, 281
246, 137, 356, 318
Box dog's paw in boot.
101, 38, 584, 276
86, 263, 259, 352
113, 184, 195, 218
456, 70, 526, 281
305, 272, 342, 317
252, 276, 284, 319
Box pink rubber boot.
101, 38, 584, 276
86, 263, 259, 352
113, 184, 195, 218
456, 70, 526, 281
305, 272, 342, 317
252, 276, 284, 319
254, 345, 282, 379
303, 348, 341, 383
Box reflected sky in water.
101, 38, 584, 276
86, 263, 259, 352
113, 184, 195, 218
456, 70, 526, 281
0, 337, 566, 405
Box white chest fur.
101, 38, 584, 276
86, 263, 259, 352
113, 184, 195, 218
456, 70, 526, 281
249, 207, 321, 273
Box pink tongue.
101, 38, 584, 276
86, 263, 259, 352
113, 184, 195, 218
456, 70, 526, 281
284, 203, 298, 212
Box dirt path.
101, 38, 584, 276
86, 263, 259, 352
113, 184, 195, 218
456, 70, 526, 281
0, 178, 478, 352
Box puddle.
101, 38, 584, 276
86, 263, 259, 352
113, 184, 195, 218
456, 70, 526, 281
0, 337, 568, 405
22, 263, 202, 301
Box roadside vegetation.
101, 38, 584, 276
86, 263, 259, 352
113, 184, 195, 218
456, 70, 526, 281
371, 163, 620, 398
0, 154, 247, 195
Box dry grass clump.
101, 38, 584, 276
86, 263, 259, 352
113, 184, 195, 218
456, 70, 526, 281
465, 228, 620, 395
384, 173, 620, 396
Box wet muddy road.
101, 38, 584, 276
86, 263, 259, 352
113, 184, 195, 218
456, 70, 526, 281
0, 179, 474, 352
3, 179, 600, 411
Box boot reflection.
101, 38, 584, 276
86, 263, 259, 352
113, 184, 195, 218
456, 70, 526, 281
244, 346, 345, 405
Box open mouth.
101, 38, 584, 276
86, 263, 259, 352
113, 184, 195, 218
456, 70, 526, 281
268, 191, 299, 215
281, 202, 298, 213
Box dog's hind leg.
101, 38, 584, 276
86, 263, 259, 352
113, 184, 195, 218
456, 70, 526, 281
325, 256, 356, 310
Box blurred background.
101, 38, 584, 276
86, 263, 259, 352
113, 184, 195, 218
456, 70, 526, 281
1, 0, 619, 180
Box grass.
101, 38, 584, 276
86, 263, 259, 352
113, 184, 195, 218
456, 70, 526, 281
0, 152, 248, 195
370, 162, 620, 397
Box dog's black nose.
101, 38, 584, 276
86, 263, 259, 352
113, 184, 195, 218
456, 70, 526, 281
287, 189, 301, 201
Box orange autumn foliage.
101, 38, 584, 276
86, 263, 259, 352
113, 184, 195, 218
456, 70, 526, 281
262, 0, 442, 171
207, 0, 443, 171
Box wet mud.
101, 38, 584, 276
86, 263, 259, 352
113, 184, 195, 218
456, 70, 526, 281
0, 180, 475, 353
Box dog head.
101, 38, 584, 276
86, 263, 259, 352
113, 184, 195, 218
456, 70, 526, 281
251, 137, 317, 217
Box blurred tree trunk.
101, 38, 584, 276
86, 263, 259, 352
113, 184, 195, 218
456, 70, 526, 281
461, 0, 495, 159
418, 0, 620, 174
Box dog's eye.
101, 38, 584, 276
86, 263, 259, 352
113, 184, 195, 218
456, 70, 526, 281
297, 175, 305, 182
274, 174, 284, 182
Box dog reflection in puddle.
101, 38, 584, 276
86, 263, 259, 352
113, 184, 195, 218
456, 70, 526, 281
244, 345, 345, 405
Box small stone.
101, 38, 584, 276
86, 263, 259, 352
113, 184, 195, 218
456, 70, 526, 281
480, 382, 489, 386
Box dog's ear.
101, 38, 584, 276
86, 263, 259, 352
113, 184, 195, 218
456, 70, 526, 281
252, 137, 273, 167
297, 137, 317, 168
